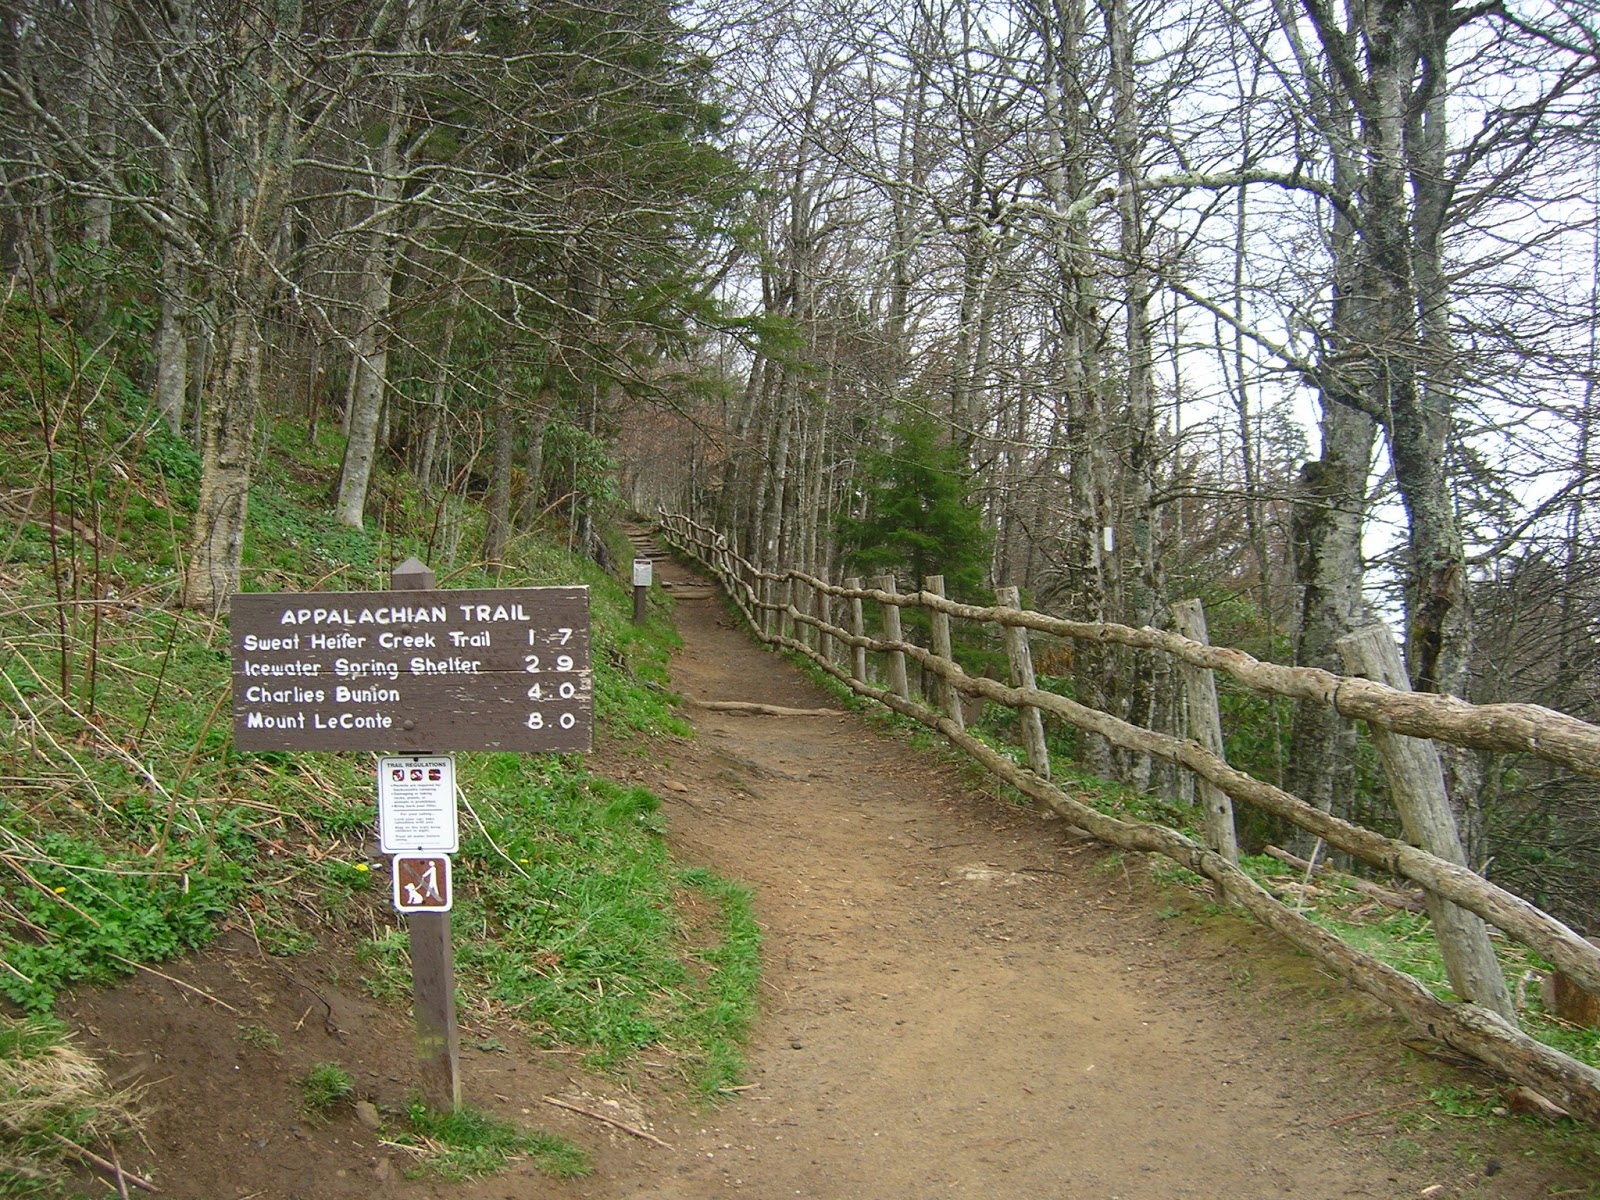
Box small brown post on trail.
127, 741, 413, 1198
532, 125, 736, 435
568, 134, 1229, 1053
846, 577, 868, 684
997, 586, 1050, 780
390, 558, 461, 1111
925, 575, 963, 730
877, 575, 910, 700
1171, 599, 1239, 866
631, 558, 652, 627
1338, 625, 1515, 1020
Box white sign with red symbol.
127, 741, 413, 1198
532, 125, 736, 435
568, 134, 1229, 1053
392, 854, 453, 913
377, 755, 457, 854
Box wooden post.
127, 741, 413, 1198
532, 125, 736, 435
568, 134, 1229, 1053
389, 558, 461, 1111
846, 577, 868, 684
1171, 599, 1238, 866
878, 575, 910, 700
817, 586, 834, 664
1338, 625, 1515, 1020
779, 576, 794, 644
926, 575, 963, 730
997, 585, 1050, 780
631, 558, 651, 627
760, 575, 774, 638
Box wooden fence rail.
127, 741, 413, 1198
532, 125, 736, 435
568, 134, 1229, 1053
657, 510, 1600, 1126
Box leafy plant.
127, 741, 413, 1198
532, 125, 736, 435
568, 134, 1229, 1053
237, 1024, 281, 1052
837, 411, 990, 601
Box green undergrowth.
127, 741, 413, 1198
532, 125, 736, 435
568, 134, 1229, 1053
358, 760, 758, 1096
273, 1059, 591, 1183
394, 1099, 590, 1181
0, 308, 753, 1193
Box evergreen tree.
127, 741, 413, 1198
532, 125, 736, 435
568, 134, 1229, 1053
840, 414, 990, 600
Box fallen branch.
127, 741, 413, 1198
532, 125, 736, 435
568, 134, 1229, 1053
1325, 1098, 1432, 1128
683, 699, 841, 717
542, 1095, 675, 1149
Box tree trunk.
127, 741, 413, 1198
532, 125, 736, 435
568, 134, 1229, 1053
333, 231, 397, 526
482, 363, 516, 574
182, 309, 261, 612
1287, 398, 1376, 835
153, 247, 188, 435
334, 8, 419, 527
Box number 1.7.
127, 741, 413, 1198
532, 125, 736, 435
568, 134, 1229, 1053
528, 628, 575, 646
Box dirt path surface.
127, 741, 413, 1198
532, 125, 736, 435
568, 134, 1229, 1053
568, 553, 1523, 1200
57, 548, 1588, 1199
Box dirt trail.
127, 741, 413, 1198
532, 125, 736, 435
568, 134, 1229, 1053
59, 548, 1574, 1199
571, 553, 1512, 1200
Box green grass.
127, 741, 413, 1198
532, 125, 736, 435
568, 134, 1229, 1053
237, 1023, 281, 1052
0, 306, 760, 1192
0, 1013, 143, 1197
297, 1061, 355, 1117
395, 1101, 590, 1181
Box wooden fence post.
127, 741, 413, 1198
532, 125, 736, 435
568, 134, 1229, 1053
1171, 599, 1239, 866
878, 575, 911, 700
779, 576, 794, 643
925, 575, 964, 730
846, 577, 868, 684
997, 585, 1050, 780
817, 586, 834, 664
1338, 625, 1515, 1020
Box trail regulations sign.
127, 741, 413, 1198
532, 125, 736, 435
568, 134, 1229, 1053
230, 585, 591, 752
377, 756, 457, 854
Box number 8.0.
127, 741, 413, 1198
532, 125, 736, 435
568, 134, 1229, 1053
526, 712, 544, 729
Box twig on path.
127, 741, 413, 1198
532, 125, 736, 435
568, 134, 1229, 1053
542, 1095, 676, 1149
105, 953, 240, 1014
1325, 1098, 1432, 1128
49, 1135, 159, 1193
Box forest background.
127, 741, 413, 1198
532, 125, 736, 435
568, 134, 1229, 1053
2, 0, 1598, 944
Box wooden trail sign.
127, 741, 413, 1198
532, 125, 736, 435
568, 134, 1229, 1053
228, 558, 596, 1114
230, 577, 591, 752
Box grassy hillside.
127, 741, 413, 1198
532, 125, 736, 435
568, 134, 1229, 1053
0, 304, 756, 1192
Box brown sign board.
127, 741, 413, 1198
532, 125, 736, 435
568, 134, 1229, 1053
230, 586, 592, 752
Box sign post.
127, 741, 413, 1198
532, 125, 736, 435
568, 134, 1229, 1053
230, 557, 594, 1113
390, 559, 459, 1113
632, 557, 652, 627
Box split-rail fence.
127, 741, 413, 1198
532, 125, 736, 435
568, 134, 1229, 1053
656, 510, 1600, 1127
